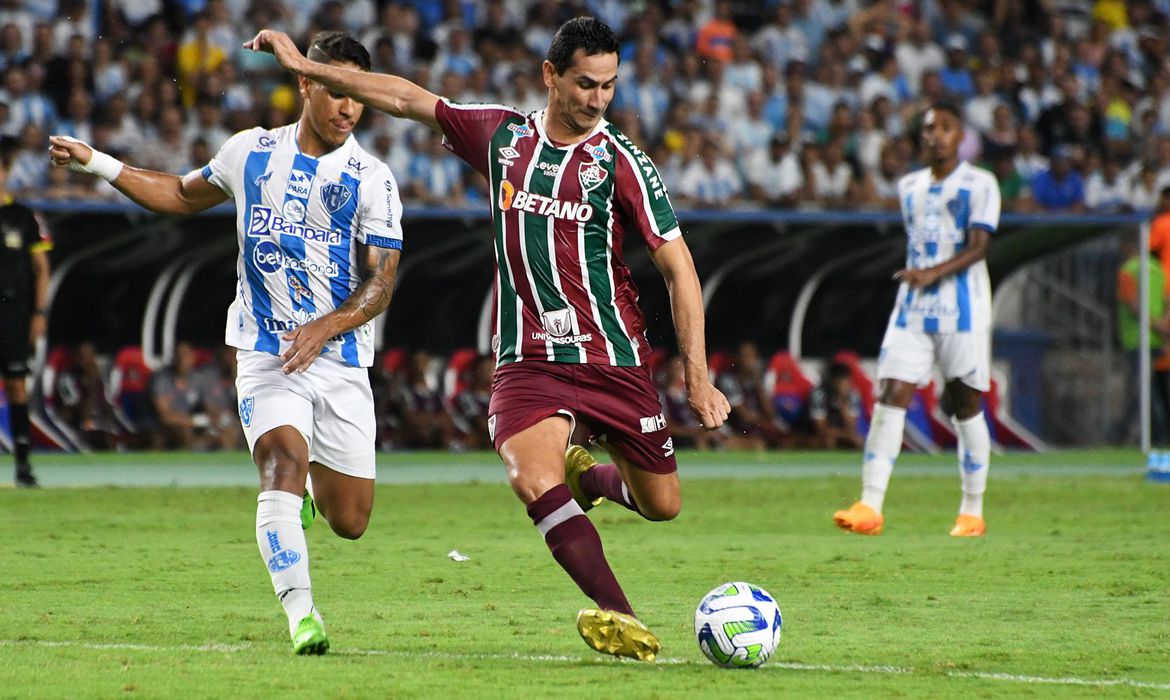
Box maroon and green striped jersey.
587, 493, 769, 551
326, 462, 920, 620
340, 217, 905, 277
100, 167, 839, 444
435, 100, 682, 367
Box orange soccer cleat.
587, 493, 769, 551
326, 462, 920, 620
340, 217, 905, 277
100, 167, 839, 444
832, 501, 884, 535
950, 514, 986, 537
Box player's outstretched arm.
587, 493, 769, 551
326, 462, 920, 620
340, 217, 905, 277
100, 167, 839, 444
649, 238, 731, 430
894, 227, 990, 288
48, 136, 227, 216
279, 244, 402, 374
245, 30, 441, 132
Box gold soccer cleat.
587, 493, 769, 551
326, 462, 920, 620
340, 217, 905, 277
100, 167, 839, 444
564, 445, 604, 512
576, 609, 660, 662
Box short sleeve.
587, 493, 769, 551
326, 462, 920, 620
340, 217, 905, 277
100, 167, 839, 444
611, 135, 681, 250
357, 164, 404, 250
201, 128, 261, 198
25, 210, 52, 253
434, 99, 523, 178
971, 170, 1001, 233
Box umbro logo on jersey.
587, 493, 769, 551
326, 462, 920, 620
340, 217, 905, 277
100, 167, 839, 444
497, 146, 520, 166
661, 437, 674, 457
498, 180, 593, 222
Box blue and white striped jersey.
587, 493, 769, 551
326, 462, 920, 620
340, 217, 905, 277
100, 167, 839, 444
892, 161, 1000, 333
202, 124, 403, 368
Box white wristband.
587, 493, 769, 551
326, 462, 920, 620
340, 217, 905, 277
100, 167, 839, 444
60, 136, 124, 182
78, 149, 124, 182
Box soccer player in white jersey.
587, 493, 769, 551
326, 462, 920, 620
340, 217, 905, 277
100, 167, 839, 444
834, 101, 1000, 537
48, 32, 404, 654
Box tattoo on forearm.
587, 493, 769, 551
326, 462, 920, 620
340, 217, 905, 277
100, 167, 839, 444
338, 247, 399, 322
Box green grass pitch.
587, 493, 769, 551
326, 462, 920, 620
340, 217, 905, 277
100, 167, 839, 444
1, 449, 1168, 698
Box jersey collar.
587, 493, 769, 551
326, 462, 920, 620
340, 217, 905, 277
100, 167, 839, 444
531, 109, 609, 150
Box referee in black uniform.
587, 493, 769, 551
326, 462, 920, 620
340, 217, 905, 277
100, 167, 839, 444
0, 152, 51, 487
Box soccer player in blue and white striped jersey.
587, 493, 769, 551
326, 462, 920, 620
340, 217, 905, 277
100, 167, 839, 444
834, 101, 1000, 538
50, 32, 403, 654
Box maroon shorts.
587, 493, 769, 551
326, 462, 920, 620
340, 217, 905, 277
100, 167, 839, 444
488, 361, 677, 474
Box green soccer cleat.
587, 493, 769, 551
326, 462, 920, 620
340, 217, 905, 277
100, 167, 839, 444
564, 446, 604, 512
291, 615, 329, 655
576, 609, 660, 662
301, 490, 316, 530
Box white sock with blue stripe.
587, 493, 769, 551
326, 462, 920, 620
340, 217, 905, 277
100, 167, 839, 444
861, 403, 906, 513
954, 413, 991, 518
256, 490, 319, 637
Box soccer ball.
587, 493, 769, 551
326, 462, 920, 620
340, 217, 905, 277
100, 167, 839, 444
694, 581, 783, 668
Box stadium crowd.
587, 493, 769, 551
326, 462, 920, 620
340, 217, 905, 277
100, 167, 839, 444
38, 340, 866, 452
1, 0, 1170, 212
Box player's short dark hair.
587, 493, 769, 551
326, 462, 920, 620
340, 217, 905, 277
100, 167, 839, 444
929, 100, 962, 121
826, 361, 852, 383
307, 31, 371, 72
546, 17, 619, 75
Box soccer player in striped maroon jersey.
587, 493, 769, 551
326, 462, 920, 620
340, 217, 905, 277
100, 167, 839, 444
248, 18, 730, 661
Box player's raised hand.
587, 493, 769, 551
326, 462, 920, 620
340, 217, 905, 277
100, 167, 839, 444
244, 29, 305, 72
687, 379, 731, 430
47, 135, 92, 170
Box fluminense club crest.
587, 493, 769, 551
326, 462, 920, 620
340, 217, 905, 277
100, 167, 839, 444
578, 161, 608, 192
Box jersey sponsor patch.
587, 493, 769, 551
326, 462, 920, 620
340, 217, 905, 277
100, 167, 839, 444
247, 205, 342, 243
282, 199, 306, 222
639, 413, 667, 433
507, 122, 533, 138
540, 308, 574, 338
286, 169, 314, 198
498, 180, 594, 222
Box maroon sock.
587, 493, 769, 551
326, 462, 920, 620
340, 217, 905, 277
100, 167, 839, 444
580, 463, 643, 515
526, 484, 634, 616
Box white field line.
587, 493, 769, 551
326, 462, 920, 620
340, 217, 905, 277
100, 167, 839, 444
3, 639, 1168, 691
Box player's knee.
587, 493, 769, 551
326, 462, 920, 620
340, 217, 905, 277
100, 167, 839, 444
640, 494, 681, 522
328, 513, 369, 540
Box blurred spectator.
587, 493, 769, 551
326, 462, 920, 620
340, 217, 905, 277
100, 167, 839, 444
1086, 155, 1132, 212
696, 0, 736, 64
715, 342, 789, 448
176, 12, 227, 108
397, 350, 456, 449
449, 355, 493, 451
808, 138, 853, 209
149, 342, 207, 450
1029, 145, 1086, 212
745, 134, 803, 208
191, 345, 244, 451
988, 151, 1029, 213
48, 341, 119, 450
1112, 230, 1170, 444
939, 34, 975, 98
799, 361, 864, 449
895, 18, 944, 95
1013, 126, 1050, 182
406, 130, 466, 205
677, 136, 742, 209
133, 105, 192, 175
856, 140, 906, 211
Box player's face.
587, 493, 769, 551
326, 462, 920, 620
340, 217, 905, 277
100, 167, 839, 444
545, 49, 618, 133
300, 60, 365, 149
921, 108, 961, 162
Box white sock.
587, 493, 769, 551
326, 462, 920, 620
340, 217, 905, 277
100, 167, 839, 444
256, 490, 319, 636
860, 403, 906, 513
954, 413, 991, 518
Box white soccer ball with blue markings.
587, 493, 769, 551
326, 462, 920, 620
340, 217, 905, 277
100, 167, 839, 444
694, 581, 782, 668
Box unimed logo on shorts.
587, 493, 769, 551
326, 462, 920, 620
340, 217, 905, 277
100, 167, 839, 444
639, 413, 667, 433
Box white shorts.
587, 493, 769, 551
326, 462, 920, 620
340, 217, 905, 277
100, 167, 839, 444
876, 325, 990, 392
234, 349, 376, 479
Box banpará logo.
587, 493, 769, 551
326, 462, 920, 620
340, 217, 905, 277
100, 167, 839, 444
248, 205, 342, 243
497, 180, 594, 221
286, 169, 314, 199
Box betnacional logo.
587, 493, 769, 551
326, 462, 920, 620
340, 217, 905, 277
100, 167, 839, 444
497, 180, 593, 222
253, 240, 284, 273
